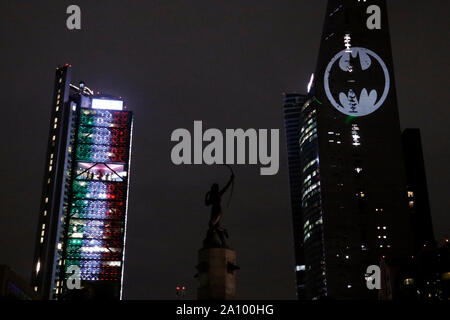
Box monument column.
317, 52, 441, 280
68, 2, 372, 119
196, 169, 239, 300
197, 247, 239, 300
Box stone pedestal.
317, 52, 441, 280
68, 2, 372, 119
196, 247, 239, 300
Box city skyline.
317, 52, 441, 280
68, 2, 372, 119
0, 0, 449, 299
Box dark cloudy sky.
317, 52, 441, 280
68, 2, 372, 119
0, 1, 448, 299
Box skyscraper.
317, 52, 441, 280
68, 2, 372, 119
282, 93, 307, 299
402, 129, 435, 253
284, 0, 414, 299
31, 65, 133, 300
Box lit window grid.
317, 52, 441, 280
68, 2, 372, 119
63, 109, 131, 282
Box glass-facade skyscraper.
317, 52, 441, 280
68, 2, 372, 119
31, 65, 133, 300
283, 0, 414, 299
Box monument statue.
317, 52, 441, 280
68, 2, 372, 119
196, 166, 239, 300
203, 168, 234, 248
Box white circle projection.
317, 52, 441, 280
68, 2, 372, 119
324, 47, 390, 117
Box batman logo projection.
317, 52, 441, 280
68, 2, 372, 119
324, 47, 390, 117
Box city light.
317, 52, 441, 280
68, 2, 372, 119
92, 98, 124, 110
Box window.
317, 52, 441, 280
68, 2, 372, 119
296, 265, 306, 271
352, 124, 361, 146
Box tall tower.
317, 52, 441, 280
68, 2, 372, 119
402, 129, 435, 252
282, 93, 308, 299
31, 65, 133, 300
285, 0, 414, 299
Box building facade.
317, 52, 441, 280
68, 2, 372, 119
282, 93, 308, 299
402, 129, 435, 253
380, 241, 450, 301
31, 65, 133, 300
284, 0, 414, 299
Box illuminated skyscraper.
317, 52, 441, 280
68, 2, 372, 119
284, 1, 414, 299
282, 93, 308, 299
31, 65, 133, 300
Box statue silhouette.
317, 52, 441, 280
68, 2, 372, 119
204, 173, 234, 248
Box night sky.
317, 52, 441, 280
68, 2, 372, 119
0, 1, 449, 299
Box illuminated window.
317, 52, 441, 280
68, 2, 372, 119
36, 260, 41, 274
34, 287, 38, 292
45, 197, 48, 203
52, 135, 56, 141
409, 201, 414, 208
40, 237, 44, 243
352, 124, 361, 146
403, 278, 414, 285
344, 34, 352, 52
43, 210, 47, 216
407, 191, 414, 198
296, 265, 306, 271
